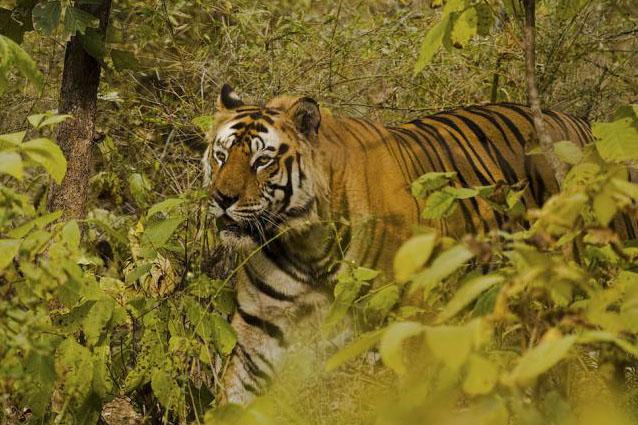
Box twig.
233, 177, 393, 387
521, 0, 567, 185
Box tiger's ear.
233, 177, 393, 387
217, 84, 244, 111
288, 97, 321, 140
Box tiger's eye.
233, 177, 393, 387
215, 151, 226, 164
253, 156, 273, 169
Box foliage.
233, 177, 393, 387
0, 0, 637, 423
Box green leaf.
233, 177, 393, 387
436, 274, 504, 323
612, 178, 638, 200
444, 186, 479, 199
24, 351, 56, 418
28, 112, 72, 128
593, 107, 638, 162
63, 6, 98, 37
553, 141, 583, 165
0, 34, 45, 95
141, 217, 185, 250
21, 137, 67, 183
324, 277, 365, 329
325, 330, 383, 371
79, 28, 105, 61
422, 190, 457, 219
192, 115, 215, 132
379, 321, 425, 375
32, 1, 62, 35
83, 299, 113, 346
128, 172, 151, 205
592, 184, 617, 226
393, 232, 437, 283
151, 367, 180, 410
61, 220, 81, 249
147, 197, 185, 218
366, 285, 400, 317
0, 130, 25, 147
353, 266, 380, 281
425, 324, 474, 370
413, 0, 468, 75
578, 331, 638, 358
463, 354, 498, 395
411, 171, 457, 198
0, 150, 23, 180
414, 14, 451, 75
450, 6, 478, 48
0, 239, 20, 270
506, 334, 577, 386
54, 338, 94, 401
411, 243, 474, 295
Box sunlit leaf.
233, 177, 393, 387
0, 238, 20, 270
393, 231, 437, 283
379, 321, 425, 375
0, 150, 23, 180
425, 324, 473, 370
326, 330, 383, 371
451, 6, 478, 48
463, 354, 498, 395
506, 334, 576, 386
436, 273, 504, 323
553, 141, 583, 165
21, 137, 67, 183
0, 34, 45, 94
411, 243, 474, 295
147, 197, 185, 218
411, 171, 456, 198
422, 190, 457, 219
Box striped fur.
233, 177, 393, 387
203, 86, 592, 404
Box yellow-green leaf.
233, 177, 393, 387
506, 334, 576, 386
379, 321, 425, 375
425, 324, 473, 370
553, 141, 583, 165
463, 354, 498, 395
21, 137, 67, 183
0, 239, 20, 270
393, 232, 437, 283
451, 6, 478, 48
411, 243, 474, 295
325, 330, 383, 371
436, 274, 504, 323
0, 150, 23, 180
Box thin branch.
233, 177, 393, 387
521, 0, 567, 184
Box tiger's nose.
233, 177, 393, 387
212, 190, 239, 211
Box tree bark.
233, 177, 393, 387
521, 0, 567, 185
48, 0, 112, 218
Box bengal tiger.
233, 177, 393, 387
202, 84, 593, 405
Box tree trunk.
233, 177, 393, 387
521, 0, 567, 184
48, 0, 112, 218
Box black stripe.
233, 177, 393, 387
424, 115, 494, 186
411, 121, 489, 232
452, 112, 520, 184
237, 307, 286, 346
245, 266, 297, 302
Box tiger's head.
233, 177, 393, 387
202, 84, 327, 248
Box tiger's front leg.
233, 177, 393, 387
219, 309, 285, 405
218, 260, 329, 405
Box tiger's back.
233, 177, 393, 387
313, 102, 592, 274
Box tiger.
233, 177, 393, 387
202, 83, 595, 405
